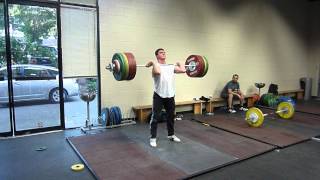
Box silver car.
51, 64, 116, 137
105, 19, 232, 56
0, 64, 79, 103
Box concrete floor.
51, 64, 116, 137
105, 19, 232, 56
1, 100, 319, 180
0, 126, 320, 180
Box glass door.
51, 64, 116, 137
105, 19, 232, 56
0, 2, 12, 135
8, 3, 62, 134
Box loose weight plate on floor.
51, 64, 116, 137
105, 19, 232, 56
71, 164, 84, 172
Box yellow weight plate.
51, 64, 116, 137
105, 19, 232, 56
71, 163, 84, 172
120, 53, 129, 80
277, 102, 295, 119
202, 56, 209, 77
245, 107, 264, 127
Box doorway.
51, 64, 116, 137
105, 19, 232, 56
0, 2, 63, 136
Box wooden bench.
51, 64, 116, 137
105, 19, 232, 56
205, 95, 255, 113
203, 89, 305, 113
278, 89, 304, 100
132, 100, 204, 123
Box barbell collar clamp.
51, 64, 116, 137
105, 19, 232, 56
246, 113, 259, 123
105, 63, 114, 72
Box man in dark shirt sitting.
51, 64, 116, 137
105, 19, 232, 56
221, 74, 248, 113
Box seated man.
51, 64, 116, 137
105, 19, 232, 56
221, 74, 248, 113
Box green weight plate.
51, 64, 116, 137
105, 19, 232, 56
117, 53, 128, 81
120, 53, 129, 80
112, 53, 122, 81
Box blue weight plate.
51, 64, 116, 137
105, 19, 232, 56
114, 106, 121, 125
101, 108, 109, 126
116, 106, 122, 124
109, 107, 115, 126
112, 107, 118, 125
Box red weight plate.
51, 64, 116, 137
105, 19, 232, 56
197, 55, 207, 77
185, 55, 204, 77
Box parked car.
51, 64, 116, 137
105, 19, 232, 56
0, 64, 79, 103
29, 57, 54, 66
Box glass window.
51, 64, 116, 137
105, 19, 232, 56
61, 6, 97, 77
61, 5, 98, 128
24, 68, 40, 77
61, 0, 96, 6
0, 69, 6, 80
12, 67, 24, 79
48, 69, 58, 78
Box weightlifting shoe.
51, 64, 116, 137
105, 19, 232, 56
150, 138, 157, 147
239, 107, 248, 111
168, 135, 181, 142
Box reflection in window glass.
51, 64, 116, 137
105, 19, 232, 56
61, 0, 96, 6
12, 67, 24, 79
36, 0, 58, 1
24, 68, 39, 77
65, 77, 98, 128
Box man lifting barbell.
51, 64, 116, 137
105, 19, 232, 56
105, 50, 209, 147
146, 48, 187, 148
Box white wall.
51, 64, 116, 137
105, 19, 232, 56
309, 2, 320, 96
98, 0, 310, 117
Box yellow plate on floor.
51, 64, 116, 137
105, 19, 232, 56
277, 102, 295, 119
245, 107, 264, 127
71, 163, 84, 172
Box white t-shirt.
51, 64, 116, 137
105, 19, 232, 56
153, 65, 175, 98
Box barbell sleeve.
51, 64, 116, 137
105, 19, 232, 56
261, 108, 288, 117
275, 109, 288, 114
106, 63, 196, 71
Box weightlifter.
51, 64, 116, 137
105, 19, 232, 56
146, 48, 186, 147
221, 74, 248, 113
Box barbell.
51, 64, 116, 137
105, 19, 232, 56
105, 52, 209, 81
245, 102, 295, 127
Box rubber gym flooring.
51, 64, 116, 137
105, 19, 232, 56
0, 100, 319, 180
294, 100, 320, 115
